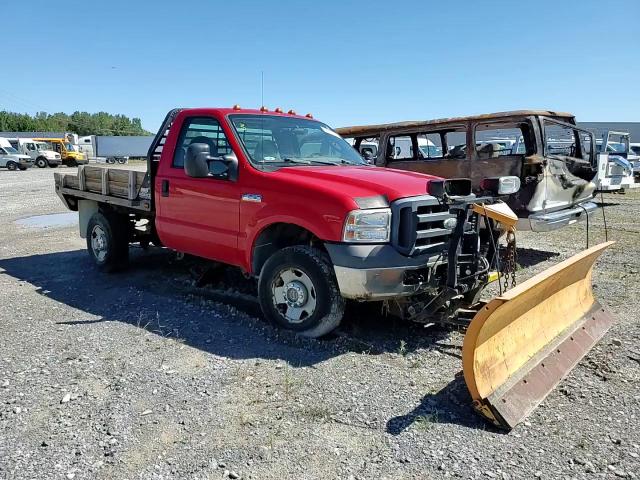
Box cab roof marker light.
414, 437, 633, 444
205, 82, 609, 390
232, 104, 242, 110
288, 109, 297, 115
306, 113, 313, 119
260, 106, 269, 112
274, 107, 283, 113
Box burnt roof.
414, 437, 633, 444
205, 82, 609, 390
335, 110, 575, 137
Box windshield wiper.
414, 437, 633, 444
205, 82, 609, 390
277, 158, 362, 166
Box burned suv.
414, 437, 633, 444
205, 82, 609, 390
337, 110, 598, 232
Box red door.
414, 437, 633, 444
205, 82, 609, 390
155, 115, 241, 266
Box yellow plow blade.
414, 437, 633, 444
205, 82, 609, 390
462, 241, 616, 429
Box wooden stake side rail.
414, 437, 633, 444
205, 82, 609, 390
54, 166, 152, 212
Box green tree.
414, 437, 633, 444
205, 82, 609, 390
0, 110, 151, 136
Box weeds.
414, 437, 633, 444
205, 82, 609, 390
413, 410, 440, 430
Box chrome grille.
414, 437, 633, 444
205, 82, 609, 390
391, 195, 455, 256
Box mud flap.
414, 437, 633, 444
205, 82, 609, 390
462, 241, 615, 429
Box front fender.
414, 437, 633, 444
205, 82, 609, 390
241, 208, 344, 274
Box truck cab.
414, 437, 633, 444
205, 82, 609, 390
0, 144, 33, 170
8, 138, 62, 168
593, 131, 637, 191
34, 138, 88, 167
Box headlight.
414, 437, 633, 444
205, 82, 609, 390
343, 208, 391, 243
480, 176, 521, 195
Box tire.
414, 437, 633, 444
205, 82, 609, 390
6, 161, 17, 171
19, 166, 27, 171
35, 157, 48, 168
67, 160, 78, 167
86, 211, 130, 272
50, 164, 59, 168
258, 246, 345, 338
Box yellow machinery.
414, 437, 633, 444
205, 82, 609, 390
462, 202, 614, 429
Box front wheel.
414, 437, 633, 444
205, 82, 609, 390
6, 161, 17, 171
36, 157, 48, 168
258, 246, 345, 338
86, 212, 130, 272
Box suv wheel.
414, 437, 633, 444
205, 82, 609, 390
258, 246, 345, 338
86, 212, 130, 272
6, 161, 18, 171
36, 157, 48, 168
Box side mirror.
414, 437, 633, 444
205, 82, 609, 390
184, 143, 210, 177
184, 143, 239, 181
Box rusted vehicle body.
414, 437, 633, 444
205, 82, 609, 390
337, 111, 599, 232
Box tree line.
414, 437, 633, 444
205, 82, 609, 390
0, 111, 151, 136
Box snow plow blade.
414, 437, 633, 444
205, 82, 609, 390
462, 241, 615, 429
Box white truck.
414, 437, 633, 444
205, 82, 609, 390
0, 138, 33, 170
5, 138, 62, 168
594, 131, 637, 192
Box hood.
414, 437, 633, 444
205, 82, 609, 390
6, 154, 31, 160
271, 165, 442, 203
42, 150, 60, 158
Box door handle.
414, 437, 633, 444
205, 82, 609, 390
161, 179, 169, 197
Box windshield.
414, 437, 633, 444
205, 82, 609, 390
65, 143, 76, 151
36, 142, 51, 151
3, 147, 18, 154
230, 114, 365, 167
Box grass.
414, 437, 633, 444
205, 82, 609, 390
413, 410, 440, 431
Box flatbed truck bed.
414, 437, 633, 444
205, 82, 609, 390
54, 165, 151, 212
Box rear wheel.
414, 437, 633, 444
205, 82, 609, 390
258, 246, 345, 338
86, 212, 130, 272
50, 163, 58, 168
36, 157, 48, 168
6, 161, 17, 171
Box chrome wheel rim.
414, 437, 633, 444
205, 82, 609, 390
271, 267, 317, 324
90, 225, 108, 262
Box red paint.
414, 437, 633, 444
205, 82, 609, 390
154, 108, 443, 274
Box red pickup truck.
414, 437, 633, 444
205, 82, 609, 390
54, 107, 511, 337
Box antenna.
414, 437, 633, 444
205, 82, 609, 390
261, 71, 264, 109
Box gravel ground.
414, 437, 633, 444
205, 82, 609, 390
0, 166, 638, 480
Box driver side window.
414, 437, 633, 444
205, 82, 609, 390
173, 117, 232, 168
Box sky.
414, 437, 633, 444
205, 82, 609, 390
2, 0, 639, 132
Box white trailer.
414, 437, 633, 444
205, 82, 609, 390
77, 135, 153, 164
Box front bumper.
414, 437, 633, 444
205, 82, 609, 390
325, 243, 442, 300
517, 201, 598, 232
